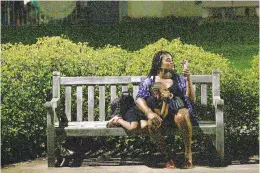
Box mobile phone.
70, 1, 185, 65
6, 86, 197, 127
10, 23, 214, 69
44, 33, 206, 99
183, 60, 188, 70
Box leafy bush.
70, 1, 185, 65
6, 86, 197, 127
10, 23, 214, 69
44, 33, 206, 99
2, 18, 258, 48
1, 36, 258, 165
1, 36, 130, 165
222, 55, 259, 160
2, 17, 258, 73
125, 38, 230, 76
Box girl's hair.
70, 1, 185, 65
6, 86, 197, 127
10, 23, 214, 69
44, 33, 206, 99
150, 82, 166, 91
148, 50, 174, 77
150, 82, 166, 101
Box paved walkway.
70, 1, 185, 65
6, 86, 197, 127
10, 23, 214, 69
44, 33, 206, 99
1, 158, 259, 173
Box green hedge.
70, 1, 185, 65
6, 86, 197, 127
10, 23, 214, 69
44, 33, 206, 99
2, 17, 258, 51
221, 55, 259, 159
1, 37, 258, 165
2, 17, 258, 72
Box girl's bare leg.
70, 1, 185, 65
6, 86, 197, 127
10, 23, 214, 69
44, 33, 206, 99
117, 118, 139, 131
107, 116, 139, 132
108, 116, 139, 131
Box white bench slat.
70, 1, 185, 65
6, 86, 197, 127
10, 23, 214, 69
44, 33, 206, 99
65, 86, 72, 121
77, 86, 83, 122
88, 86, 94, 121
191, 75, 212, 83
110, 85, 117, 103
60, 76, 133, 85
212, 70, 221, 98
199, 121, 215, 124
193, 84, 196, 93
63, 121, 109, 127
60, 75, 212, 85
122, 85, 128, 92
57, 120, 216, 127
133, 85, 139, 100
201, 84, 207, 105
131, 76, 143, 83
99, 86, 106, 121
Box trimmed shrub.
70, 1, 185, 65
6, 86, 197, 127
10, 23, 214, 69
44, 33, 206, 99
125, 38, 231, 76
2, 18, 258, 49
1, 36, 130, 164
222, 55, 259, 160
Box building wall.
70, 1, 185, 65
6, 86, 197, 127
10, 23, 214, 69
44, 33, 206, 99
127, 1, 164, 18
202, 1, 258, 7
162, 1, 202, 17
127, 1, 203, 18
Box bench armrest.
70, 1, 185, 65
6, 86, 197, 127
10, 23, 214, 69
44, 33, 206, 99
213, 96, 224, 126
45, 98, 60, 109
45, 98, 60, 128
213, 96, 224, 110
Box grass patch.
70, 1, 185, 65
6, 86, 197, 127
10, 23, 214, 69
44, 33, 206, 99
202, 44, 259, 70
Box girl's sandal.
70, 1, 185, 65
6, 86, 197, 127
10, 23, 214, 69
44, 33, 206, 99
106, 116, 118, 128
106, 116, 122, 128
113, 116, 123, 126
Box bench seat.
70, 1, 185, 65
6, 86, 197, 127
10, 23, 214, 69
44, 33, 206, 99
55, 121, 217, 137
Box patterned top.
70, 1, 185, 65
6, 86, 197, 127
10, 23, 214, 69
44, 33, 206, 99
136, 74, 198, 125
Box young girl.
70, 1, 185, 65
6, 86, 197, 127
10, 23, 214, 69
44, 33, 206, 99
148, 82, 186, 120
106, 83, 176, 132
106, 93, 148, 132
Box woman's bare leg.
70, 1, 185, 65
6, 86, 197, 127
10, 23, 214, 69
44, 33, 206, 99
174, 108, 193, 165
147, 119, 175, 168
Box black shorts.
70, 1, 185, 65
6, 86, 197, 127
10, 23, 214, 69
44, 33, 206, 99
123, 106, 147, 122
162, 107, 198, 128
162, 112, 177, 129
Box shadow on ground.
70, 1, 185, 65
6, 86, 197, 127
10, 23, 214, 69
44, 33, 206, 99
52, 134, 258, 169
55, 145, 259, 169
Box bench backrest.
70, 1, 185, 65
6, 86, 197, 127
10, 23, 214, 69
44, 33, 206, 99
52, 70, 221, 123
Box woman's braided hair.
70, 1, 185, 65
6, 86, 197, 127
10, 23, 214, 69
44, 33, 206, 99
148, 50, 173, 77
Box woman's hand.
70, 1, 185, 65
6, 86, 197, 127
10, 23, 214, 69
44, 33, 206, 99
146, 111, 162, 128
182, 69, 191, 79
161, 90, 172, 98
183, 69, 196, 102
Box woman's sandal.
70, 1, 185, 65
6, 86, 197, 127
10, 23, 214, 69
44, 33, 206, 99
165, 159, 176, 169
182, 159, 193, 169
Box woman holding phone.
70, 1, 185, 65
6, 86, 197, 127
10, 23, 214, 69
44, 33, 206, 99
136, 50, 197, 169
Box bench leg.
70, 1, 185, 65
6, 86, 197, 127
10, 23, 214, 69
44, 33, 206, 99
216, 125, 224, 164
47, 111, 56, 167
47, 127, 55, 167
216, 107, 224, 165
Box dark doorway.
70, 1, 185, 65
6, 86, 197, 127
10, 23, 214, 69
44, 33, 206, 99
87, 1, 119, 24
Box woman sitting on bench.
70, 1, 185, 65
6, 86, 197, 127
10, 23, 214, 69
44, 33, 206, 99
136, 50, 197, 169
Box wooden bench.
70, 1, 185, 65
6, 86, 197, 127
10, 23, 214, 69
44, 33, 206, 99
45, 70, 224, 167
